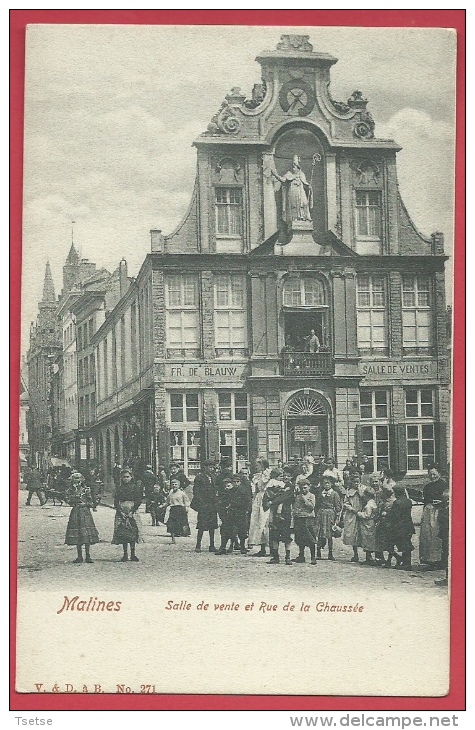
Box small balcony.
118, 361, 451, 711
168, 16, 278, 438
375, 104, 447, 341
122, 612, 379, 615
282, 351, 333, 377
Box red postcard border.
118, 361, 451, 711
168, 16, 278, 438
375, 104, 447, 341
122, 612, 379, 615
9, 8, 466, 712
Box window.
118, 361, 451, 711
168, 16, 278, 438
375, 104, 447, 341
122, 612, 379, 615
89, 354, 95, 385
406, 424, 435, 472
166, 275, 200, 357
77, 325, 83, 351
214, 275, 247, 353
360, 390, 389, 420
402, 276, 432, 354
84, 357, 89, 386
355, 191, 381, 238
219, 430, 249, 472
405, 389, 434, 418
88, 318, 94, 343
130, 302, 138, 376
283, 277, 326, 307
359, 389, 390, 471
90, 392, 96, 422
218, 392, 249, 421
356, 274, 388, 355
168, 392, 201, 478
170, 393, 199, 423
78, 358, 83, 388
361, 425, 390, 472
215, 187, 243, 237
405, 388, 435, 472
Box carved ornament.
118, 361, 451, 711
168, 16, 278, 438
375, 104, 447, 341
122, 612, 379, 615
350, 158, 381, 185
276, 34, 313, 52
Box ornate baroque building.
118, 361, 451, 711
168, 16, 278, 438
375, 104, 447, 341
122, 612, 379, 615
91, 35, 450, 487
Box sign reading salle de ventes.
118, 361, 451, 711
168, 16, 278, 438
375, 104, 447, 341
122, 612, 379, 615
358, 360, 437, 380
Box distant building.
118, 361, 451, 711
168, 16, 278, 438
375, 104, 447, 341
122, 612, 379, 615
90, 35, 450, 488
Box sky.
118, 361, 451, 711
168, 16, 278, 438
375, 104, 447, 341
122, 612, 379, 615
21, 24, 457, 354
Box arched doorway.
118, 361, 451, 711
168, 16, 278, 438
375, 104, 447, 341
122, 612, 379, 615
284, 390, 332, 461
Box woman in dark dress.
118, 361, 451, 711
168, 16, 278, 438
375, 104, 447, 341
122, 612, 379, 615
112, 468, 143, 562
65, 472, 99, 563
386, 485, 415, 570
190, 460, 218, 552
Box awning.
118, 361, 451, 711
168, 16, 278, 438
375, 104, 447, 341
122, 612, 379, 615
50, 457, 71, 468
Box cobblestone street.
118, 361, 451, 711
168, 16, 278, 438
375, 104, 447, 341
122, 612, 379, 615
17, 496, 446, 594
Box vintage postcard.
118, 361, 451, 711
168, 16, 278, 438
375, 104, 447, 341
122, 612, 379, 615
13, 17, 463, 707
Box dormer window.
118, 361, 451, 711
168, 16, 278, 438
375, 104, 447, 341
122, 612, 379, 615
355, 191, 381, 238
215, 187, 243, 253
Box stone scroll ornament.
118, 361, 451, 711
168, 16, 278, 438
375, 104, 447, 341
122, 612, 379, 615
347, 90, 376, 139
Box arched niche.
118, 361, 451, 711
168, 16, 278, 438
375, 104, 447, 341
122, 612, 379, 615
273, 125, 327, 239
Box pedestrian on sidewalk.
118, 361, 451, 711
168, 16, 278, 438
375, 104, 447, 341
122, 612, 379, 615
112, 468, 143, 562
386, 484, 415, 571
315, 474, 341, 561
355, 487, 378, 564
263, 468, 294, 565
190, 460, 218, 552
292, 480, 318, 565
342, 472, 363, 563
164, 477, 191, 544
65, 472, 99, 564
419, 465, 446, 569
25, 465, 46, 506
248, 457, 271, 556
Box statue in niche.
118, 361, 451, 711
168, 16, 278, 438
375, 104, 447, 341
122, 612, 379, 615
271, 155, 313, 227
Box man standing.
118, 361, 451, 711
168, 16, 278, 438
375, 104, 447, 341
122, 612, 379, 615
305, 329, 320, 353
25, 465, 46, 506
142, 464, 157, 514
190, 460, 218, 552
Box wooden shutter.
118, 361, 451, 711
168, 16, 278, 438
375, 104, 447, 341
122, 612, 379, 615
388, 424, 398, 472
157, 426, 169, 469
354, 424, 363, 457
204, 424, 220, 463
434, 422, 448, 471
249, 426, 259, 463
396, 423, 408, 477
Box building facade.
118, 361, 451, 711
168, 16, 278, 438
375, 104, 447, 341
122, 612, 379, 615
90, 35, 450, 488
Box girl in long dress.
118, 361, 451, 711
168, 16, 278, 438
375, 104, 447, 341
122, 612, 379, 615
65, 472, 99, 563
355, 487, 378, 564
248, 458, 272, 556
112, 468, 143, 562
164, 477, 191, 544
315, 475, 341, 560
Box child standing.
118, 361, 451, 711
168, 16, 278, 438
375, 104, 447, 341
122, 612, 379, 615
263, 468, 294, 565
65, 472, 99, 563
355, 487, 378, 564
342, 472, 363, 562
112, 468, 143, 562
164, 477, 191, 543
292, 480, 318, 565
315, 475, 341, 560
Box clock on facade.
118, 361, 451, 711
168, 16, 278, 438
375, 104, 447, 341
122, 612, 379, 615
279, 79, 315, 116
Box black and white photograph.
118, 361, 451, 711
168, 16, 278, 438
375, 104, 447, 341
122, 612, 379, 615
17, 24, 456, 697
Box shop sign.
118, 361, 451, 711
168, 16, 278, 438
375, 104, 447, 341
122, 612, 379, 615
165, 363, 247, 382
359, 360, 436, 379
294, 425, 320, 442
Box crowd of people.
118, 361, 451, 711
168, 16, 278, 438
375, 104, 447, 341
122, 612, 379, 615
22, 454, 450, 584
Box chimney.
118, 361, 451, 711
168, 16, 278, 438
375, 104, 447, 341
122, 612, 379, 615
150, 229, 164, 253
119, 258, 128, 296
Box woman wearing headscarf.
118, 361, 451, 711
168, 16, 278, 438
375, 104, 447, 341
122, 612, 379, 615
112, 468, 143, 562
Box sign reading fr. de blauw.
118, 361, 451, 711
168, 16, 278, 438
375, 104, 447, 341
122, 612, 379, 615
164, 363, 248, 382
